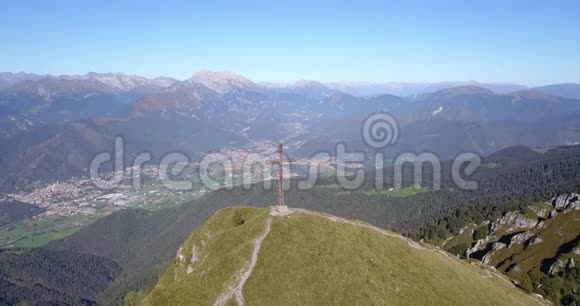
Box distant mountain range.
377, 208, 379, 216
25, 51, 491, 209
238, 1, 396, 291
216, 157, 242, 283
3, 70, 579, 97
1, 70, 580, 189
534, 83, 580, 100
326, 81, 529, 96
0, 72, 177, 91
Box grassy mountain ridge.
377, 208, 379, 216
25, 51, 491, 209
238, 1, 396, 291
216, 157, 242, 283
137, 206, 542, 305
535, 83, 580, 100
47, 195, 273, 305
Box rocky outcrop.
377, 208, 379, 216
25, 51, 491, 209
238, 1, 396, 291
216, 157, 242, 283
451, 192, 579, 274
466, 239, 486, 258
548, 258, 576, 276
482, 252, 493, 265
493, 215, 539, 234
481, 242, 508, 265
491, 211, 518, 233
527, 236, 543, 246
508, 264, 521, 273
492, 242, 507, 251
514, 215, 538, 229
552, 193, 579, 211
491, 211, 538, 233
186, 246, 199, 275
529, 206, 549, 219
509, 232, 534, 248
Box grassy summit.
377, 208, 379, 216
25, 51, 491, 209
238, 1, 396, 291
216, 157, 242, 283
134, 207, 542, 305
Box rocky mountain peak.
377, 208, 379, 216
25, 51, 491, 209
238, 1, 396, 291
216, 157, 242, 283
81, 72, 150, 90
188, 70, 256, 93
293, 80, 328, 89
79, 72, 177, 90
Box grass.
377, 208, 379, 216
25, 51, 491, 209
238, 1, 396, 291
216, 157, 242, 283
482, 162, 502, 168
444, 224, 476, 251
0, 214, 99, 248
488, 245, 522, 267
141, 207, 540, 305
531, 147, 552, 154
314, 183, 343, 190
365, 184, 429, 198
141, 207, 270, 306
244, 213, 537, 305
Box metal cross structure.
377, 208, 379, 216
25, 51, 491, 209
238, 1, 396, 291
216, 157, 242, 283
266, 144, 296, 207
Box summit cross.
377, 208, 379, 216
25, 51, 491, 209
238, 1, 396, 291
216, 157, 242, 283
266, 144, 296, 207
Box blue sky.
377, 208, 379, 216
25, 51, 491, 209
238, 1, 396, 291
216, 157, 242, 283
1, 0, 579, 85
